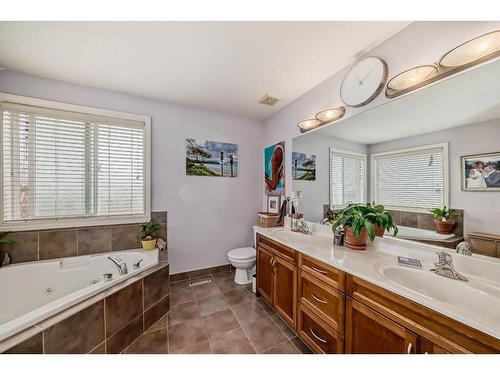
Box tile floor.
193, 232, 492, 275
122, 270, 313, 354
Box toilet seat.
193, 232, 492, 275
228, 247, 256, 260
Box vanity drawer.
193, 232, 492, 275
299, 254, 345, 292
299, 270, 344, 334
298, 304, 344, 354
257, 234, 297, 265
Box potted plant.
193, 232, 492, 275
140, 221, 160, 251
430, 206, 460, 235
0, 232, 14, 245
367, 202, 398, 237
333, 203, 398, 250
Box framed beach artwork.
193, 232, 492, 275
264, 141, 285, 196
186, 138, 238, 177
292, 152, 316, 181
461, 151, 500, 191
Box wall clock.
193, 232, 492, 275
340, 56, 388, 107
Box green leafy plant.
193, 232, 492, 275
430, 206, 460, 221
332, 203, 398, 241
0, 232, 14, 245
140, 221, 160, 240
366, 202, 398, 236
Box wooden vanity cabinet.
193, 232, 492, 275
256, 234, 297, 328
257, 233, 500, 354
346, 275, 499, 354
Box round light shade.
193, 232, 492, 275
315, 106, 345, 123
387, 65, 439, 92
439, 30, 500, 68
297, 118, 321, 132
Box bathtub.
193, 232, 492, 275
0, 249, 158, 341
387, 225, 455, 240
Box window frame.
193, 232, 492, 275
0, 92, 152, 231
329, 147, 368, 209
370, 142, 449, 213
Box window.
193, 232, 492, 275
1, 94, 151, 230
371, 143, 448, 211
330, 148, 367, 207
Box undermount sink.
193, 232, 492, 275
272, 229, 329, 247
375, 264, 500, 321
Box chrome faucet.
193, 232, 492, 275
108, 255, 128, 275
294, 220, 312, 235
430, 251, 468, 282
1, 252, 10, 268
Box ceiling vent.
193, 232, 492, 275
258, 94, 281, 106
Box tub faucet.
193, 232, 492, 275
1, 252, 10, 268
430, 251, 468, 282
108, 255, 128, 275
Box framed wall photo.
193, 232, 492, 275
267, 195, 281, 214
461, 152, 500, 191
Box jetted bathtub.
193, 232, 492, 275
0, 249, 158, 341
387, 225, 456, 240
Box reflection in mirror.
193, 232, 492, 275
291, 59, 500, 257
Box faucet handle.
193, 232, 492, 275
436, 251, 452, 265
133, 259, 143, 269
103, 273, 113, 282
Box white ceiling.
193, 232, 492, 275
0, 21, 410, 121
312, 59, 500, 145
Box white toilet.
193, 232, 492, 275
227, 247, 256, 285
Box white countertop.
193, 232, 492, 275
253, 224, 500, 340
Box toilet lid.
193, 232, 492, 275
228, 247, 256, 260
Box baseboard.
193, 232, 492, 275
170, 263, 232, 282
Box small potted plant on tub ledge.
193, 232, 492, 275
430, 206, 460, 235
332, 203, 398, 250
140, 220, 160, 251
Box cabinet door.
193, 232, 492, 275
257, 246, 274, 305
273, 256, 297, 328
346, 298, 417, 354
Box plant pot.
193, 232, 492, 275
345, 227, 369, 250
374, 224, 385, 237
434, 220, 456, 235
141, 238, 157, 251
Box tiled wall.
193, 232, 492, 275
386, 209, 464, 237
4, 263, 170, 354
0, 211, 168, 264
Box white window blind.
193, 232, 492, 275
372, 144, 448, 210
330, 149, 366, 207
1, 101, 148, 227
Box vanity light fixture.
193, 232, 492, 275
386, 65, 439, 98
297, 118, 322, 133
439, 30, 500, 69
315, 106, 346, 123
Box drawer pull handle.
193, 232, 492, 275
311, 265, 328, 274
311, 293, 327, 304
407, 342, 413, 354
309, 328, 327, 344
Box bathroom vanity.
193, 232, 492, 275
254, 226, 500, 354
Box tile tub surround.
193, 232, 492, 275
387, 209, 464, 237
0, 211, 168, 264
1, 263, 170, 354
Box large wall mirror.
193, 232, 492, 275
291, 58, 500, 257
